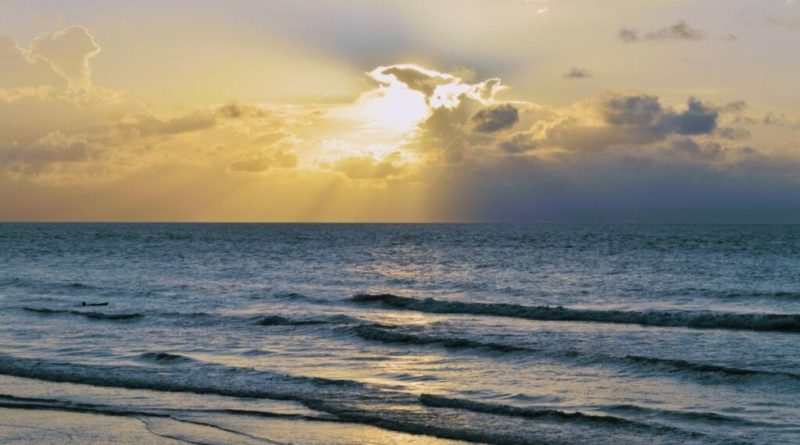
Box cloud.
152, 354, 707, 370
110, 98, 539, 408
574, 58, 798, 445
371, 64, 456, 97
2, 25, 799, 223
662, 97, 718, 135
499, 94, 718, 153
646, 20, 705, 41
563, 67, 592, 79
472, 104, 519, 133
0, 87, 142, 147
0, 131, 96, 174
230, 150, 298, 172
667, 138, 725, 162
364, 64, 517, 164
332, 152, 405, 179
499, 130, 540, 154
767, 16, 800, 31
0, 25, 304, 180
597, 94, 718, 137
761, 112, 800, 130
599, 94, 663, 127
28, 26, 101, 89
368, 64, 506, 108
0, 35, 66, 89
717, 127, 751, 140
619, 20, 705, 42
618, 28, 639, 43
410, 101, 480, 163
118, 111, 217, 136
217, 101, 270, 120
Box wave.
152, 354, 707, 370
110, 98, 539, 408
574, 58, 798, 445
351, 293, 800, 333
684, 288, 800, 301
0, 392, 332, 445
0, 278, 95, 291
622, 355, 800, 380
0, 352, 377, 405
0, 393, 171, 418
350, 324, 530, 353
0, 393, 324, 422
0, 354, 508, 444
0, 353, 709, 445
66, 282, 93, 290
257, 314, 359, 327
345, 322, 797, 385
139, 352, 195, 364
258, 315, 323, 326
258, 315, 328, 326
22, 307, 143, 321
265, 292, 330, 305
603, 403, 775, 426
419, 394, 654, 429
272, 292, 310, 301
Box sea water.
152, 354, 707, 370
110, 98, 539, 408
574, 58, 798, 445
1, 224, 798, 444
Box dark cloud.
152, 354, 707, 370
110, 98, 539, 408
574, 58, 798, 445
600, 94, 663, 127
618, 28, 639, 43
600, 95, 717, 136
717, 127, 751, 140
563, 67, 592, 79
646, 20, 705, 41
472, 104, 519, 133
663, 98, 718, 135
762, 112, 800, 130
668, 138, 725, 162
500, 94, 719, 153
405, 94, 487, 163
217, 102, 269, 120
619, 20, 705, 43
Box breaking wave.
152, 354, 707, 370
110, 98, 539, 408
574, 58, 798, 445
139, 352, 195, 364
351, 294, 800, 333
257, 314, 360, 326
350, 323, 530, 353
622, 355, 800, 380
0, 353, 710, 445
420, 394, 650, 428
346, 322, 796, 383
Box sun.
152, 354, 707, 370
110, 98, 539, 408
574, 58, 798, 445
320, 71, 432, 163
340, 82, 431, 134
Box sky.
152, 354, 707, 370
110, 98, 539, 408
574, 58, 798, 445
1, 0, 799, 222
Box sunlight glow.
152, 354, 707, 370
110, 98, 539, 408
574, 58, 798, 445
350, 85, 431, 133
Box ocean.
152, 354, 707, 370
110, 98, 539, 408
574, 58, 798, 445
0, 223, 798, 444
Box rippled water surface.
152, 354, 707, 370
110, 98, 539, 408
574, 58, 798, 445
1, 224, 799, 444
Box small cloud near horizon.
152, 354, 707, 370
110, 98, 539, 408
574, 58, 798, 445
619, 20, 706, 43
563, 67, 592, 79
